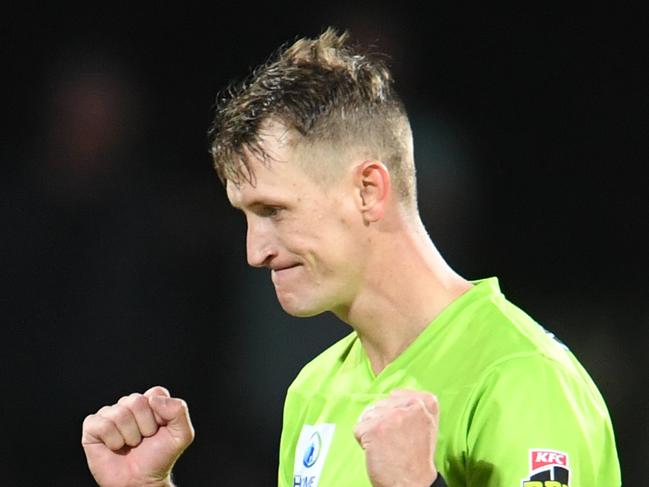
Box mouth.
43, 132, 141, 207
271, 264, 301, 283
272, 263, 301, 273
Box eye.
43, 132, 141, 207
258, 205, 283, 218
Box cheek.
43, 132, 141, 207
284, 200, 359, 266
321, 223, 361, 271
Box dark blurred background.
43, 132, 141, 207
1, 3, 646, 485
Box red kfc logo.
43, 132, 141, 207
522, 449, 571, 486
531, 449, 568, 470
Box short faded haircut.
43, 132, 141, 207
208, 27, 416, 205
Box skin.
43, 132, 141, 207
82, 386, 194, 487
82, 120, 471, 486
354, 390, 440, 487
227, 121, 472, 373
227, 121, 471, 485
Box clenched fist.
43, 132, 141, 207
354, 390, 439, 487
81, 386, 195, 487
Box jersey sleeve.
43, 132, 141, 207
278, 387, 300, 487
462, 353, 620, 486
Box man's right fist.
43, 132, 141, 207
81, 386, 194, 487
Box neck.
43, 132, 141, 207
333, 217, 472, 376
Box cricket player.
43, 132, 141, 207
82, 28, 621, 486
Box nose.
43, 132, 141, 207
246, 218, 277, 268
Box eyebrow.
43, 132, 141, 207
230, 197, 282, 212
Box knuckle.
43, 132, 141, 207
97, 417, 115, 437
97, 405, 112, 415
373, 398, 388, 409
424, 392, 438, 405
104, 403, 123, 417
147, 385, 170, 397
129, 393, 150, 411
103, 404, 131, 424
116, 393, 139, 408
82, 414, 95, 429
169, 397, 188, 415
425, 395, 439, 416
413, 398, 428, 413
360, 411, 375, 422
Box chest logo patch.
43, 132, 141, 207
293, 423, 336, 487
521, 448, 570, 487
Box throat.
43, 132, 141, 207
358, 328, 422, 377
350, 277, 474, 377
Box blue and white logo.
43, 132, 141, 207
302, 432, 322, 468
293, 424, 336, 487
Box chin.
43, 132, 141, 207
276, 292, 326, 318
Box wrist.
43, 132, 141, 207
429, 471, 447, 487
141, 477, 175, 487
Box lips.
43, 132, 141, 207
271, 264, 301, 284
272, 264, 301, 274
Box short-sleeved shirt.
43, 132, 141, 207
278, 277, 620, 487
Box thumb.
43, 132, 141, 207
149, 396, 195, 447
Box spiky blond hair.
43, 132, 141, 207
208, 28, 416, 205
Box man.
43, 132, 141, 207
82, 28, 621, 486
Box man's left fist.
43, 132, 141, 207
354, 390, 439, 487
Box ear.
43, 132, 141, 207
353, 160, 391, 223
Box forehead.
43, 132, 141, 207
225, 130, 309, 209
225, 118, 355, 209
225, 163, 300, 208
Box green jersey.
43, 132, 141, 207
278, 278, 620, 487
